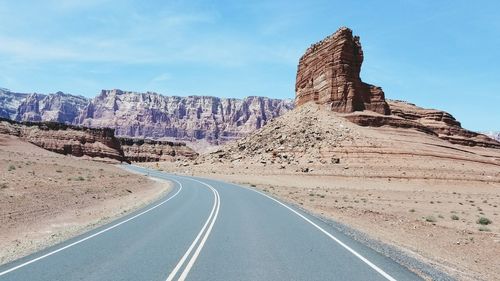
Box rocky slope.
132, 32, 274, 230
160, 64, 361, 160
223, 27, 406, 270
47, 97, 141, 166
0, 118, 197, 162
199, 103, 500, 176
1, 89, 293, 144
295, 27, 499, 149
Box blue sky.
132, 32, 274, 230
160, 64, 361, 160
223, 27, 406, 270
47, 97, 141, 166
0, 0, 498, 131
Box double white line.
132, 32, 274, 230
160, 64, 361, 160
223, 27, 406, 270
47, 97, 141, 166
165, 178, 221, 281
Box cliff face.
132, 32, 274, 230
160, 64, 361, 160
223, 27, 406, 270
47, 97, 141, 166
118, 138, 198, 162
15, 92, 89, 123
78, 89, 293, 144
3, 89, 293, 144
295, 27, 390, 115
0, 118, 198, 162
0, 89, 28, 119
0, 118, 126, 162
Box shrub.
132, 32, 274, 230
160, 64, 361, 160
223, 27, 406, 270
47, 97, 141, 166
409, 209, 415, 213
477, 217, 492, 225
425, 216, 437, 222
451, 215, 459, 220
8, 165, 16, 171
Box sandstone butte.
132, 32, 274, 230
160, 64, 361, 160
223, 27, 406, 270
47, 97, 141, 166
295, 27, 500, 149
295, 27, 390, 115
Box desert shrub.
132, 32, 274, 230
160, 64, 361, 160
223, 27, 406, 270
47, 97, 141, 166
425, 216, 437, 222
477, 217, 492, 225
8, 165, 15, 171
451, 215, 460, 220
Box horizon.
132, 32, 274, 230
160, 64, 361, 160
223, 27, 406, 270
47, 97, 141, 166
1, 1, 499, 131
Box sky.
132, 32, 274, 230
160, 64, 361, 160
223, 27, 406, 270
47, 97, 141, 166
0, 0, 499, 131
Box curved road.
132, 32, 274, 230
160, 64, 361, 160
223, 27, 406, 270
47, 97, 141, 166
0, 165, 422, 281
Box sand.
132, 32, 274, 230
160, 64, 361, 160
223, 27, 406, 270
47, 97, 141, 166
0, 134, 171, 265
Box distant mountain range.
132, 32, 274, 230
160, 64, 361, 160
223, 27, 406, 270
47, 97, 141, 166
0, 88, 293, 144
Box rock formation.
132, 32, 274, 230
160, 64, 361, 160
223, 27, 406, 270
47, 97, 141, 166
294, 27, 500, 149
0, 118, 126, 162
15, 92, 88, 123
0, 118, 197, 162
199, 103, 500, 171
295, 27, 390, 115
2, 88, 293, 144
78, 90, 293, 144
119, 137, 198, 162
0, 88, 28, 119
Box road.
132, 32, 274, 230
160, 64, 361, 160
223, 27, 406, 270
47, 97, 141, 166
0, 165, 422, 281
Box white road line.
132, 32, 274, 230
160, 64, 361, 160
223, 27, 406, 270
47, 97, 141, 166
0, 179, 183, 277
239, 184, 398, 281
165, 178, 220, 281
177, 180, 220, 281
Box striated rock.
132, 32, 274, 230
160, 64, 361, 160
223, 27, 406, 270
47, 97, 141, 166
2, 88, 293, 144
16, 92, 89, 123
0, 118, 126, 162
343, 101, 500, 148
0, 88, 28, 119
79, 89, 293, 144
118, 137, 198, 162
387, 100, 500, 148
294, 27, 499, 149
295, 27, 390, 115
0, 118, 198, 162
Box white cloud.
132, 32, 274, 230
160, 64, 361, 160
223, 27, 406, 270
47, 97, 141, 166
151, 73, 172, 83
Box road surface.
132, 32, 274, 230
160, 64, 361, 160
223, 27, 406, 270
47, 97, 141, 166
0, 165, 422, 281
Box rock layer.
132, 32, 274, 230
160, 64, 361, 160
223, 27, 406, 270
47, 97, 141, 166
15, 92, 88, 123
0, 118, 197, 162
79, 90, 293, 144
0, 118, 125, 162
2, 88, 293, 144
119, 138, 198, 162
295, 27, 390, 114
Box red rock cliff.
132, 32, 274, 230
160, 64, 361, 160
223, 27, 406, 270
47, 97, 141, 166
295, 27, 390, 115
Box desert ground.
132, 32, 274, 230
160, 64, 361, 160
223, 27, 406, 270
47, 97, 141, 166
0, 134, 170, 265
143, 105, 500, 281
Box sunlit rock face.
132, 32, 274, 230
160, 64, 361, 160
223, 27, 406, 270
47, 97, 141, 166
295, 27, 390, 115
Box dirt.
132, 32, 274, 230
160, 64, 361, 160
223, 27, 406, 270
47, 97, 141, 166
0, 134, 170, 265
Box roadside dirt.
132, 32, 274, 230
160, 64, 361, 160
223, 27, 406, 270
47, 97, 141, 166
0, 134, 170, 265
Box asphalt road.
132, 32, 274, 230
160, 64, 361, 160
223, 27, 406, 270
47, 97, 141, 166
0, 165, 423, 281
